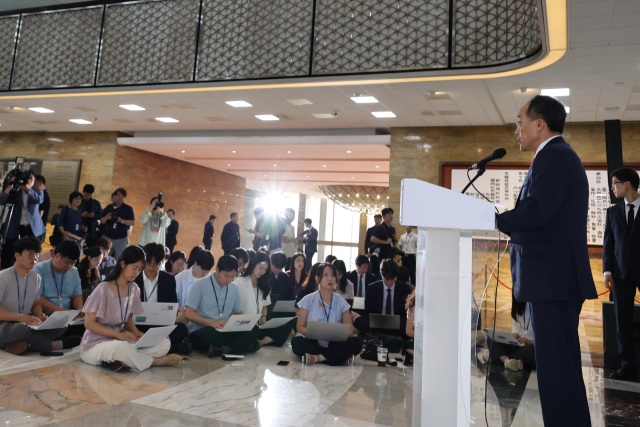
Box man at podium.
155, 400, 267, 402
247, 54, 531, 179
495, 95, 597, 427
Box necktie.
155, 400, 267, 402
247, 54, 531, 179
629, 204, 635, 235
386, 289, 392, 315
358, 275, 363, 297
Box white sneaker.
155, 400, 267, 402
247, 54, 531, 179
477, 350, 490, 364
504, 358, 523, 371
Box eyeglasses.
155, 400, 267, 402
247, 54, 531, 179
24, 251, 40, 259
612, 180, 625, 186
515, 120, 530, 129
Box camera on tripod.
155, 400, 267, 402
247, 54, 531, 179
3, 157, 34, 189
0, 157, 35, 249
154, 192, 164, 210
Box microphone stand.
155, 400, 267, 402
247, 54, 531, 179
461, 167, 486, 194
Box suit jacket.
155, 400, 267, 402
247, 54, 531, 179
364, 226, 375, 254
363, 279, 412, 332
220, 221, 240, 252
347, 270, 377, 294
302, 227, 318, 253
496, 137, 597, 302
202, 221, 214, 244
134, 270, 178, 303
166, 219, 179, 247
79, 197, 102, 239
603, 201, 640, 281
0, 188, 45, 239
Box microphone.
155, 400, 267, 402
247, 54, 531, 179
469, 148, 507, 170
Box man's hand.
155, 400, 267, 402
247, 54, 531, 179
605, 275, 614, 290
3, 185, 11, 195
210, 319, 226, 329
22, 315, 42, 326
517, 337, 533, 345
366, 252, 371, 258
247, 229, 255, 234
512, 332, 519, 339
103, 212, 113, 221
386, 238, 392, 244
81, 226, 88, 233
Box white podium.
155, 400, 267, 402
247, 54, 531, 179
400, 179, 497, 427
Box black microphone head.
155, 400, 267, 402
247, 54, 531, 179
494, 148, 507, 159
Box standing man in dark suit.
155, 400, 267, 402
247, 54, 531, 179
220, 212, 240, 255
348, 255, 376, 298
352, 259, 412, 339
496, 95, 597, 427
79, 184, 102, 248
165, 209, 179, 254
300, 218, 318, 272
202, 215, 216, 251
364, 214, 382, 258
604, 167, 640, 380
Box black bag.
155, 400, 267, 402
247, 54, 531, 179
360, 340, 380, 361
379, 333, 405, 353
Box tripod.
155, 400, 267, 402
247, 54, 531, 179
0, 185, 21, 251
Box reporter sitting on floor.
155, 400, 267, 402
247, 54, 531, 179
78, 247, 103, 290
0, 237, 77, 355
134, 243, 191, 355
175, 249, 213, 310
230, 247, 249, 277
332, 259, 354, 301
96, 237, 117, 280
236, 251, 293, 347
269, 251, 295, 301
352, 259, 412, 339
80, 246, 184, 372
165, 251, 186, 277
186, 255, 260, 357
477, 288, 536, 371
292, 262, 363, 366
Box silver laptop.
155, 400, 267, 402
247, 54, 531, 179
134, 303, 178, 326
482, 328, 524, 346
273, 300, 296, 313
259, 316, 296, 330
369, 314, 401, 330
305, 321, 350, 342
28, 310, 80, 330
352, 297, 365, 310
216, 314, 262, 332
131, 325, 177, 349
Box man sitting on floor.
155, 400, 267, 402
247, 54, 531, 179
269, 251, 295, 301
175, 250, 213, 310
186, 255, 260, 357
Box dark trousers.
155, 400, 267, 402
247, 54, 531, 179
0, 322, 65, 352
203, 241, 212, 251
166, 243, 176, 255
189, 325, 260, 354
485, 335, 536, 369
530, 298, 591, 427
258, 321, 294, 347
305, 251, 315, 272
138, 322, 188, 347
612, 277, 640, 370
291, 334, 363, 366
403, 254, 416, 285
353, 315, 407, 340
371, 255, 381, 278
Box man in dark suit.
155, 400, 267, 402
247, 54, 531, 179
300, 218, 318, 272
78, 184, 102, 248
352, 259, 412, 338
348, 255, 377, 298
603, 167, 640, 380
220, 212, 240, 255
165, 209, 179, 254
202, 215, 216, 251
496, 95, 597, 427
364, 214, 382, 257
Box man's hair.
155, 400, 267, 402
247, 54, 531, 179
194, 250, 215, 270
380, 258, 399, 280
150, 197, 158, 204
54, 238, 81, 261
304, 218, 312, 225
254, 207, 264, 215
270, 251, 287, 269
68, 191, 82, 203
325, 254, 337, 263
381, 208, 394, 216
393, 248, 405, 258
230, 247, 249, 263
57, 204, 65, 209
96, 236, 112, 249
525, 95, 567, 133
13, 237, 41, 255
167, 209, 175, 214
34, 175, 45, 184
82, 184, 95, 194
209, 215, 217, 221
285, 207, 295, 216
612, 168, 640, 191
230, 212, 238, 219
143, 243, 165, 264
115, 188, 127, 197
374, 214, 382, 219
355, 254, 370, 267
217, 255, 238, 272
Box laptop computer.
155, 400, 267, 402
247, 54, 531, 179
28, 310, 80, 330
482, 328, 524, 346
352, 297, 365, 310
273, 300, 296, 313
304, 321, 350, 342
216, 314, 262, 333
131, 325, 177, 349
259, 316, 296, 330
134, 303, 178, 326
369, 314, 401, 330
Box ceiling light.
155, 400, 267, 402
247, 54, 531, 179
350, 95, 379, 104
226, 101, 252, 108
69, 119, 92, 125
228, 164, 231, 166
565, 107, 570, 113
119, 104, 145, 111
255, 114, 279, 121
372, 111, 396, 118
287, 99, 312, 105
322, 165, 326, 167
181, 150, 185, 153
29, 107, 54, 114
306, 176, 309, 178
312, 113, 335, 119
346, 150, 351, 153
155, 117, 179, 123
376, 165, 380, 168
47, 138, 63, 142
351, 177, 354, 179
520, 87, 527, 93
287, 151, 291, 153
232, 151, 236, 153
273, 164, 277, 167
264, 175, 267, 177
540, 88, 570, 97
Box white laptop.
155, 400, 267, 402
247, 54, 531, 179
482, 328, 524, 347
259, 316, 296, 330
273, 300, 296, 313
304, 321, 350, 342
69, 317, 85, 326
131, 325, 177, 349
28, 310, 80, 330
134, 303, 178, 326
216, 314, 262, 333
352, 297, 365, 310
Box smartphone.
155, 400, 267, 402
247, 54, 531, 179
40, 352, 64, 357
222, 354, 244, 361
277, 361, 289, 366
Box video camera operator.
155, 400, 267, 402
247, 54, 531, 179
138, 193, 171, 247
100, 188, 134, 261
0, 163, 46, 270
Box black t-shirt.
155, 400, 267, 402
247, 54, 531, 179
373, 222, 395, 260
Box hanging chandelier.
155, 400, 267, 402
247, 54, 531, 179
319, 185, 389, 215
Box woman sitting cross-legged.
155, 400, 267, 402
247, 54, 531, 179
292, 262, 363, 366
80, 246, 184, 372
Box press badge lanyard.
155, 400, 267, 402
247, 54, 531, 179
321, 293, 333, 322
50, 263, 64, 307
116, 279, 130, 324
14, 271, 28, 315
211, 277, 227, 318
145, 274, 158, 301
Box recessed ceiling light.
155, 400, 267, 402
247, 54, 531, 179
372, 111, 396, 118
312, 113, 336, 119
287, 99, 312, 105
69, 119, 92, 125
322, 165, 326, 167
155, 117, 179, 123
228, 164, 231, 166
306, 176, 309, 178
540, 88, 570, 97
226, 101, 252, 108
346, 150, 351, 153
255, 114, 279, 121
351, 177, 354, 179
565, 107, 570, 113
273, 164, 277, 167
29, 107, 54, 114
232, 151, 236, 153
47, 138, 63, 142
287, 151, 291, 153
119, 104, 145, 111
181, 150, 185, 153
264, 175, 267, 177
350, 95, 379, 104
376, 165, 380, 168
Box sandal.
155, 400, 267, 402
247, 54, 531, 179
302, 353, 319, 366
102, 361, 127, 372
344, 355, 355, 366
166, 354, 186, 366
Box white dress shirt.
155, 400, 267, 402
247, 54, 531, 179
604, 196, 640, 277
235, 275, 271, 315
398, 232, 417, 254
142, 271, 159, 303
381, 283, 395, 315
534, 135, 562, 158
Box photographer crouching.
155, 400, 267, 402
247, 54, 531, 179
138, 193, 171, 247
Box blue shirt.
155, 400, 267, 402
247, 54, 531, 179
57, 207, 82, 235
33, 259, 82, 309
102, 202, 135, 239
298, 291, 350, 347
381, 283, 395, 315
186, 275, 242, 333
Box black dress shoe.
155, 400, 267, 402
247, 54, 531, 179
609, 368, 638, 380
